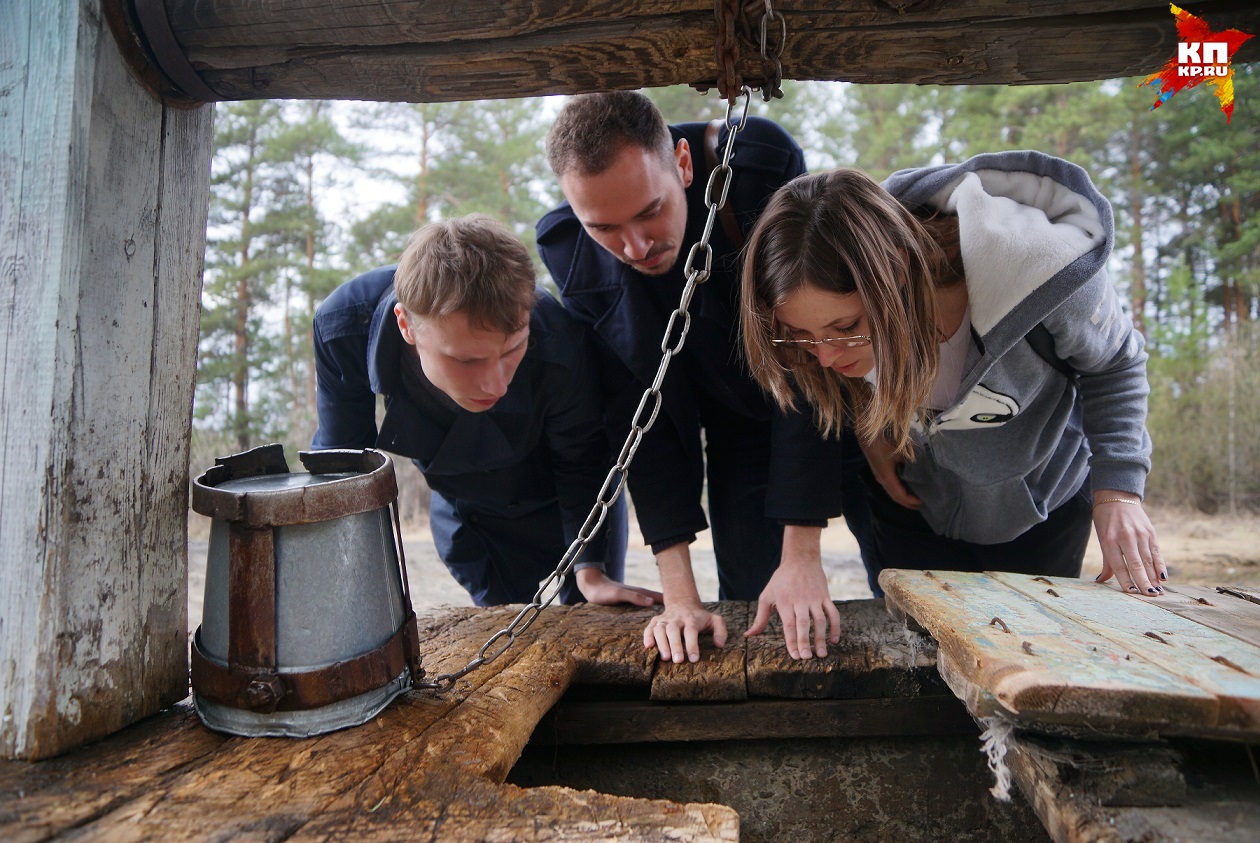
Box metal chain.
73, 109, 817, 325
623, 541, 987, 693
753, 0, 787, 101
414, 92, 754, 693
715, 0, 786, 101
714, 0, 742, 103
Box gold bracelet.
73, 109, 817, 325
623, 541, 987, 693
1092, 497, 1143, 509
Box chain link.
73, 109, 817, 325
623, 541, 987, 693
714, 0, 741, 104
715, 0, 785, 101
414, 92, 754, 694
753, 0, 787, 101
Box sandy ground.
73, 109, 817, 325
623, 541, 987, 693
185, 505, 1259, 635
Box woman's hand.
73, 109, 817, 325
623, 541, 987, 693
644, 543, 727, 663
859, 435, 922, 509
745, 559, 840, 660
1092, 492, 1166, 596
643, 601, 728, 664
744, 525, 840, 659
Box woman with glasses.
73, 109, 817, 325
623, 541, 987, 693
740, 152, 1165, 597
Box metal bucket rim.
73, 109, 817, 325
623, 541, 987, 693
191, 445, 397, 527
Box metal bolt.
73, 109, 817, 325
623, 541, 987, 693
244, 675, 287, 711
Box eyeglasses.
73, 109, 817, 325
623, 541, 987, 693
770, 335, 872, 350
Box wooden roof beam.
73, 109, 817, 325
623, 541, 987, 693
107, 0, 1260, 107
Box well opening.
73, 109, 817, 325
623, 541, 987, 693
508, 684, 1050, 843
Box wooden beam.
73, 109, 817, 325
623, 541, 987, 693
0, 0, 213, 760
650, 602, 750, 702
531, 695, 978, 745
1004, 732, 1260, 843
746, 597, 947, 699
109, 1, 1260, 104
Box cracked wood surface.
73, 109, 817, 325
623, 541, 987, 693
880, 570, 1260, 740
0, 599, 937, 841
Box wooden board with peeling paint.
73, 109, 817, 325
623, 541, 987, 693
880, 570, 1260, 740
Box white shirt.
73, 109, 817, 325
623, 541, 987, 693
926, 306, 972, 411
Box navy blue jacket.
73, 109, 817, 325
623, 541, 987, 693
311, 266, 615, 564
536, 118, 847, 546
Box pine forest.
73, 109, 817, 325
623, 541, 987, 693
193, 72, 1260, 519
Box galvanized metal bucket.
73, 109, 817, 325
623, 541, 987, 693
190, 445, 423, 737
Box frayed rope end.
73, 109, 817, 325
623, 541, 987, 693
978, 715, 1015, 802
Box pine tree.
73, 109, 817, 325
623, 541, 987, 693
264, 100, 364, 444
343, 100, 466, 271
199, 100, 290, 452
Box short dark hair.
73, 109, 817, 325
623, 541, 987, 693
394, 215, 536, 334
546, 91, 674, 178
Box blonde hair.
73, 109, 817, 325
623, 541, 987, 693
740, 169, 959, 460
394, 215, 536, 334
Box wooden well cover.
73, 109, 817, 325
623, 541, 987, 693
880, 570, 1260, 740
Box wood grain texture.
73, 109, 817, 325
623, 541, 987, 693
881, 570, 1260, 740
0, 703, 224, 839
8, 600, 1257, 840
650, 602, 749, 701
1004, 732, 1260, 843
121, 0, 1260, 102
1148, 585, 1260, 649
0, 604, 756, 841
745, 597, 943, 699
1, 0, 212, 760
993, 573, 1260, 732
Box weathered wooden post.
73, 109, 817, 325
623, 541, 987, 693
1, 0, 213, 759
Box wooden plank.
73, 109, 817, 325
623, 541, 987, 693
0, 703, 225, 840
651, 602, 749, 702
165, 0, 1212, 51
1219, 585, 1260, 606
533, 696, 976, 744
36, 601, 1240, 841
746, 597, 944, 699
562, 602, 659, 687
992, 573, 1260, 736
290, 779, 740, 842
1, 0, 213, 760
116, 1, 1260, 102
1011, 733, 1187, 808
1147, 585, 1260, 649
46, 633, 558, 839
1005, 732, 1260, 843
415, 603, 539, 689
880, 570, 1220, 735
46, 603, 735, 840
0, 605, 540, 839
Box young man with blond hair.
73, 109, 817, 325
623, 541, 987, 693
313, 214, 657, 608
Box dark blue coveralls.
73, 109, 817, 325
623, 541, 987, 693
311, 267, 628, 606
536, 118, 874, 600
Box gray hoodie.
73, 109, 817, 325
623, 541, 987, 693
881, 150, 1151, 544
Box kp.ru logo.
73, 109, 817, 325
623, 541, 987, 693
1140, 4, 1254, 122
1175, 41, 1229, 78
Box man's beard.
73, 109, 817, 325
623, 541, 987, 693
623, 243, 677, 276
